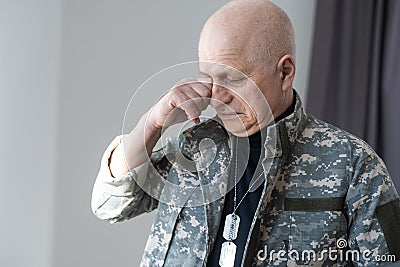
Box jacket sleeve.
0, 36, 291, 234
91, 135, 173, 224
346, 150, 400, 265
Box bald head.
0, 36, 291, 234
199, 0, 295, 71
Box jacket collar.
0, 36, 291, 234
180, 89, 307, 159
264, 89, 308, 159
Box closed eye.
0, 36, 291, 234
226, 76, 246, 85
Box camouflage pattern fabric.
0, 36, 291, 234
91, 91, 400, 266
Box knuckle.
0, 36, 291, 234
177, 78, 196, 87
202, 88, 212, 97
171, 87, 183, 95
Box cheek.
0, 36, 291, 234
257, 78, 283, 112
262, 91, 281, 114
238, 84, 270, 119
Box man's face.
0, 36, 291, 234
197, 16, 287, 137
198, 61, 276, 137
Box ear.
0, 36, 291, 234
277, 55, 295, 92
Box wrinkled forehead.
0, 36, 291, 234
199, 62, 244, 77
198, 61, 257, 83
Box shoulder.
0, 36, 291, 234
302, 114, 377, 158
301, 114, 389, 179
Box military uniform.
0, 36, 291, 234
91, 92, 400, 266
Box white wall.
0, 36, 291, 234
0, 0, 62, 266
1, 1, 316, 266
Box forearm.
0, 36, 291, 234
110, 112, 162, 177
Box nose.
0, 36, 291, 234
210, 83, 234, 108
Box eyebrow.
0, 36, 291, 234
199, 68, 245, 78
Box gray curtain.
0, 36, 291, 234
307, 0, 400, 190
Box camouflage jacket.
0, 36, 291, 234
91, 92, 400, 266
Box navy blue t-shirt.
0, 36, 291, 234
206, 129, 265, 267
207, 98, 295, 266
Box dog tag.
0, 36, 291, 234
219, 241, 236, 267
223, 214, 240, 240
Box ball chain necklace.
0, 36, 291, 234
219, 137, 266, 267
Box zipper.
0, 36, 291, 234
240, 171, 269, 267
240, 122, 289, 267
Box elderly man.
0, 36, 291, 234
91, 0, 400, 266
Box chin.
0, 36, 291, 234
219, 120, 252, 137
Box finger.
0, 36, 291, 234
176, 77, 198, 87
173, 78, 213, 123
170, 91, 201, 123
188, 83, 211, 110
178, 78, 213, 96
179, 98, 202, 123
196, 77, 213, 90
180, 86, 207, 116
177, 81, 212, 112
